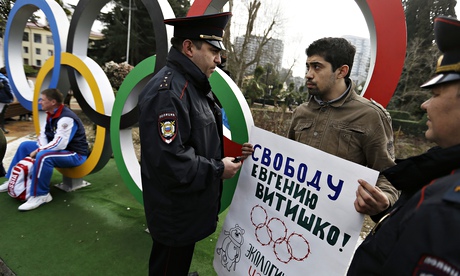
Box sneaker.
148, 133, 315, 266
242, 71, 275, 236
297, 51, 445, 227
18, 193, 52, 211
0, 181, 8, 192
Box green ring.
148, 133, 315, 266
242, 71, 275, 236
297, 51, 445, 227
111, 55, 254, 212
110, 56, 157, 204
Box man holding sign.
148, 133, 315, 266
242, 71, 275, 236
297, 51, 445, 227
214, 126, 380, 275
138, 12, 253, 276
288, 37, 399, 220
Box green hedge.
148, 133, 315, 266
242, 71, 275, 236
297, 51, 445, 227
392, 114, 428, 137
249, 107, 428, 137
388, 110, 412, 120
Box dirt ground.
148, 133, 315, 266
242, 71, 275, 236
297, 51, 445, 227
2, 117, 36, 139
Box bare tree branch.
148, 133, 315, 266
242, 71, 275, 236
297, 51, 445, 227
227, 0, 282, 87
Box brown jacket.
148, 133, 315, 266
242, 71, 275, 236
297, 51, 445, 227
287, 82, 399, 211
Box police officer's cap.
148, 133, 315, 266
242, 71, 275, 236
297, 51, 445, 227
164, 12, 232, 50
421, 16, 460, 88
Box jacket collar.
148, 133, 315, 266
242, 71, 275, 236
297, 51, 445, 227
167, 47, 212, 95
309, 79, 356, 108
46, 104, 64, 120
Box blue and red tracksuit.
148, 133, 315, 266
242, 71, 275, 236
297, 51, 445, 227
6, 104, 88, 196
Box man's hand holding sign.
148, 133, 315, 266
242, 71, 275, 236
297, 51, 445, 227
214, 126, 379, 275
355, 179, 390, 216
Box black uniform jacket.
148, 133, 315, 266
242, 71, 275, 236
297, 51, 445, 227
138, 47, 225, 246
348, 145, 460, 275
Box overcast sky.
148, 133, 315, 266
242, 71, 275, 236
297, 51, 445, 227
232, 0, 372, 77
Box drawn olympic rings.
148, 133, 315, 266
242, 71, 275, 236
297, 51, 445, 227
250, 205, 311, 264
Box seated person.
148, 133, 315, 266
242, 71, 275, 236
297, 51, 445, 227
0, 88, 89, 211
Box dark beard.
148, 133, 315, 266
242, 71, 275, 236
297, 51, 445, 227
307, 87, 321, 96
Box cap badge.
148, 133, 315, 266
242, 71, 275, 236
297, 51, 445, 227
199, 34, 223, 41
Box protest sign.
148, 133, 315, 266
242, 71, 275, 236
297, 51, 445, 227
214, 126, 379, 276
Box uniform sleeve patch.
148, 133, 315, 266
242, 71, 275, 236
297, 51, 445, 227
158, 112, 177, 144
413, 255, 460, 276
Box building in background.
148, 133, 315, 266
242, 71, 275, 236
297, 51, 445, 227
233, 35, 285, 75
343, 35, 370, 87
17, 22, 103, 68
22, 22, 54, 68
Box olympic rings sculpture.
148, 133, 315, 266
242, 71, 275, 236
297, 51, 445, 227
3, 0, 406, 210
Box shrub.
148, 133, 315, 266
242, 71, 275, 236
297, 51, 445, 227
102, 61, 133, 93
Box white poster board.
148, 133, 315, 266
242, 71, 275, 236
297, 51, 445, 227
214, 126, 379, 276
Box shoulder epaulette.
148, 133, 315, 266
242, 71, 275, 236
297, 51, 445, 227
159, 71, 173, 90
370, 98, 391, 120
443, 180, 460, 204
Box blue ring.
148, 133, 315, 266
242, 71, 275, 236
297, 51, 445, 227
4, 0, 69, 110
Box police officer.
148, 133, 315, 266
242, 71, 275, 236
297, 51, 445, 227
138, 12, 253, 276
347, 15, 460, 275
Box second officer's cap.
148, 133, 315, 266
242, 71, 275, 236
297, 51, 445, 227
421, 16, 460, 88
164, 12, 232, 50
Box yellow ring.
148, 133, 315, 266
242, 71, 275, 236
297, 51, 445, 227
33, 52, 106, 178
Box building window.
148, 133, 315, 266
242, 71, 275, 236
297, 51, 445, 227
48, 49, 54, 56
24, 58, 29, 65
23, 46, 29, 54
46, 35, 53, 45
36, 59, 42, 67
23, 32, 29, 42
34, 33, 42, 43
36, 48, 41, 55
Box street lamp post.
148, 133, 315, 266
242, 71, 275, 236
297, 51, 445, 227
268, 85, 273, 96
267, 84, 273, 107
126, 0, 132, 64
262, 89, 266, 107
263, 65, 272, 108
263, 84, 273, 108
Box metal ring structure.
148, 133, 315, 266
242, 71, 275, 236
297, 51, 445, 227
181, 0, 406, 211
4, 0, 406, 210
66, 0, 174, 128
188, 0, 407, 107
109, 1, 253, 206
4, 0, 70, 110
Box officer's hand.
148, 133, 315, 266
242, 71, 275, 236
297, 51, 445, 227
221, 157, 242, 179
354, 179, 390, 216
241, 142, 254, 160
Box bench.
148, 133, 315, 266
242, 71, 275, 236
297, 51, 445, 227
4, 102, 31, 119
55, 177, 91, 192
